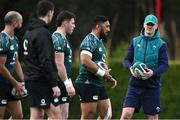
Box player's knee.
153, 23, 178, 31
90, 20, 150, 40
121, 111, 133, 119
38, 112, 44, 119
51, 109, 61, 119
103, 107, 112, 119
11, 112, 23, 119
82, 111, 95, 119
147, 114, 159, 120
61, 111, 69, 119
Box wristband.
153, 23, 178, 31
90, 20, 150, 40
64, 78, 73, 88
96, 68, 105, 77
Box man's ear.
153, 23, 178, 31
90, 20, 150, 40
47, 11, 51, 17
154, 24, 158, 29
12, 19, 17, 28
143, 24, 146, 28
96, 24, 102, 30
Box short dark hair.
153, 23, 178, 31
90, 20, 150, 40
56, 10, 75, 27
36, 0, 54, 17
92, 15, 109, 28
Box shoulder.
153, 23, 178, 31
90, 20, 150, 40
52, 32, 66, 44
0, 33, 10, 52
0, 32, 10, 45
36, 26, 50, 36
132, 35, 141, 45
14, 35, 19, 43
52, 32, 64, 40
159, 38, 166, 44
81, 33, 97, 46
158, 38, 167, 50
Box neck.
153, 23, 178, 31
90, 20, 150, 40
56, 27, 66, 37
39, 16, 49, 24
91, 29, 100, 39
3, 25, 14, 37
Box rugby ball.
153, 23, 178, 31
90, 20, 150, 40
132, 62, 148, 75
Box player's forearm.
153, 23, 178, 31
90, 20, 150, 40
57, 63, 68, 81
81, 59, 99, 74
0, 65, 17, 86
15, 60, 24, 82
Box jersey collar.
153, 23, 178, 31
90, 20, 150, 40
54, 31, 67, 39
1, 31, 14, 40
90, 32, 99, 40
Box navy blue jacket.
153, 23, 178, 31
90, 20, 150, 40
123, 29, 168, 88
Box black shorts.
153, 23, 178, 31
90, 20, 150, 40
25, 81, 60, 109
58, 80, 69, 104
0, 82, 20, 106
75, 83, 108, 103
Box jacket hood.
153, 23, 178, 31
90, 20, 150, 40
140, 28, 160, 40
27, 18, 49, 30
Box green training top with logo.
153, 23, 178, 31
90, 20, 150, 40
52, 31, 72, 79
76, 33, 107, 87
0, 31, 19, 83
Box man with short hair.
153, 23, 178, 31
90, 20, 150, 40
75, 15, 117, 119
52, 10, 76, 119
0, 11, 25, 119
120, 14, 168, 120
23, 0, 61, 119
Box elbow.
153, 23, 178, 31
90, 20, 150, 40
81, 60, 87, 68
56, 62, 64, 70
80, 54, 91, 68
80, 58, 88, 68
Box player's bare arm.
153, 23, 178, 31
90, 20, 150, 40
14, 55, 24, 82
81, 52, 117, 88
55, 52, 75, 97
0, 56, 24, 94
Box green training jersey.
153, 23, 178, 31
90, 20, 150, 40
52, 32, 72, 79
76, 33, 107, 87
0, 32, 19, 83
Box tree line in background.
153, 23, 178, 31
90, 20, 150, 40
0, 0, 180, 60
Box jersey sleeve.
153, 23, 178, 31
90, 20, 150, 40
80, 35, 97, 53
0, 33, 10, 55
52, 33, 65, 53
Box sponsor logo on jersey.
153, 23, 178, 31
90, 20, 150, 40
10, 45, 14, 50
153, 45, 157, 49
58, 47, 61, 50
99, 47, 102, 52
85, 80, 90, 84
